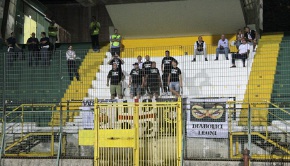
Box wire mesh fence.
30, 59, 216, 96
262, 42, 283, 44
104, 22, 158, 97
0, 40, 290, 165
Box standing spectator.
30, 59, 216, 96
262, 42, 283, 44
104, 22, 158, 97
244, 26, 257, 51
66, 46, 80, 81
192, 36, 207, 62
230, 38, 250, 68
235, 29, 244, 49
26, 32, 39, 67
48, 20, 58, 51
161, 50, 177, 94
168, 60, 182, 97
110, 29, 121, 56
107, 54, 124, 77
215, 34, 229, 60
129, 62, 145, 99
107, 63, 124, 99
39, 32, 50, 66
142, 55, 152, 75
90, 16, 101, 52
146, 61, 162, 99
137, 55, 143, 69
6, 32, 22, 66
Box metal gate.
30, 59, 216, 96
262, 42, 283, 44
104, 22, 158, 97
94, 98, 182, 166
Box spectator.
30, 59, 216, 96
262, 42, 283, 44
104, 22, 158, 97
244, 26, 257, 51
26, 32, 39, 67
90, 16, 101, 52
168, 60, 182, 97
48, 20, 58, 51
129, 62, 145, 99
192, 36, 208, 62
107, 54, 124, 82
146, 61, 162, 99
110, 28, 121, 56
230, 38, 250, 68
66, 46, 80, 81
161, 50, 177, 94
39, 32, 50, 66
215, 34, 229, 60
235, 29, 244, 49
6, 32, 22, 66
137, 55, 143, 69
142, 55, 152, 75
107, 63, 124, 99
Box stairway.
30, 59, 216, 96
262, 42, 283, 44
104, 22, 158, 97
5, 132, 63, 156
239, 33, 284, 126
50, 47, 108, 126
270, 32, 290, 121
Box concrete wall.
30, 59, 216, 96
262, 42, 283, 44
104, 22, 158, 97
45, 4, 113, 43
106, 0, 245, 38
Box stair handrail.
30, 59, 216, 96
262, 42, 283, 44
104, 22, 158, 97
265, 100, 290, 117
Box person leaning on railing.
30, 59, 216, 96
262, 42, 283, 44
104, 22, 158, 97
6, 32, 22, 66
40, 32, 50, 66
66, 46, 80, 81
26, 32, 40, 67
230, 38, 250, 68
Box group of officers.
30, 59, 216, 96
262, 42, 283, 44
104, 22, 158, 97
106, 51, 182, 100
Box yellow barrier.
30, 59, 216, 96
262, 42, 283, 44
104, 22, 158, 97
79, 98, 182, 166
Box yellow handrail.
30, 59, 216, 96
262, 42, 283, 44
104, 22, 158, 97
266, 100, 290, 117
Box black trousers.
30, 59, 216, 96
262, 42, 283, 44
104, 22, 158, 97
28, 51, 40, 66
162, 73, 169, 92
68, 60, 80, 81
111, 47, 120, 56
232, 53, 248, 66
91, 35, 99, 50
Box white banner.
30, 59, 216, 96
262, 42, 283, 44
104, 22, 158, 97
185, 98, 230, 138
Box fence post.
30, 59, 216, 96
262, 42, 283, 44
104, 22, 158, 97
247, 104, 251, 156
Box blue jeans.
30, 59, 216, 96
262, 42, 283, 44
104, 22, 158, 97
216, 47, 229, 59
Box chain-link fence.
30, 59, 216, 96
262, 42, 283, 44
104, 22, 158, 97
0, 37, 290, 165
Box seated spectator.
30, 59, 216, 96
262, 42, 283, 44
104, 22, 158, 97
145, 61, 162, 99
168, 60, 182, 97
235, 29, 244, 49
129, 62, 145, 99
192, 36, 208, 62
107, 63, 124, 99
215, 34, 229, 60
230, 38, 250, 68
244, 26, 257, 51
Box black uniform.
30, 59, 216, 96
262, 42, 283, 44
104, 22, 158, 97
27, 37, 39, 66
147, 67, 160, 94
161, 56, 177, 92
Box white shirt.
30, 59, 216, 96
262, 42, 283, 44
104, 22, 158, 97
194, 41, 206, 50
138, 61, 143, 69
238, 43, 250, 54
217, 39, 229, 48
66, 50, 76, 60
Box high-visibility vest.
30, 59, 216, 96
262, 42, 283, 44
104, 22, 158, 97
90, 22, 101, 35
110, 34, 121, 47
48, 25, 58, 37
